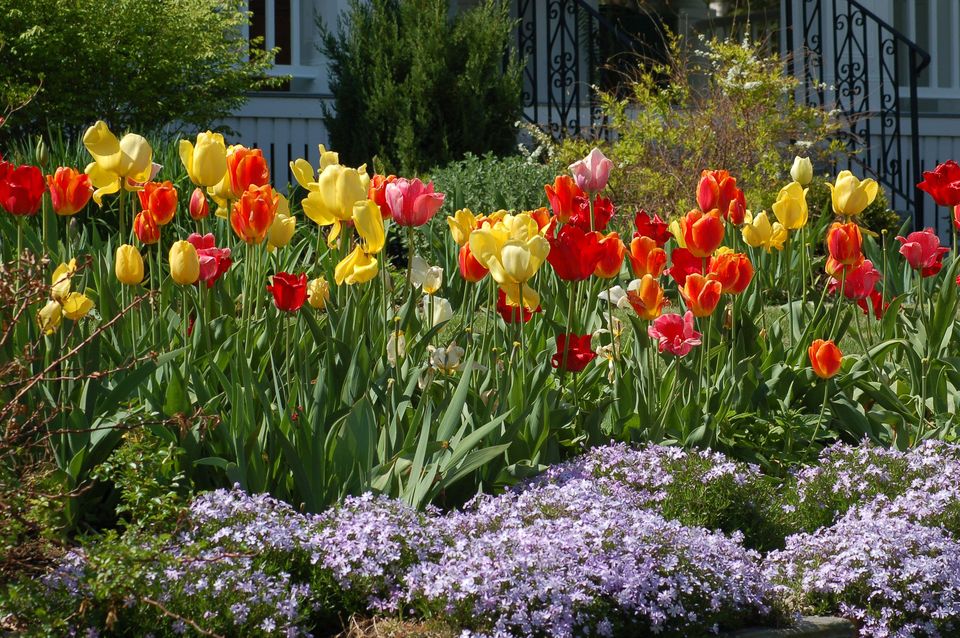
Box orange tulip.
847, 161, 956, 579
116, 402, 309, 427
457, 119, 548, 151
228, 147, 270, 194
230, 184, 278, 244
528, 206, 552, 231
679, 272, 722, 317
826, 222, 864, 273
138, 180, 178, 225
809, 339, 843, 379
628, 235, 668, 278
708, 252, 753, 294
626, 274, 666, 320
680, 209, 725, 258
458, 243, 488, 282
594, 231, 625, 279
544, 175, 584, 222
46, 167, 92, 215
133, 209, 160, 245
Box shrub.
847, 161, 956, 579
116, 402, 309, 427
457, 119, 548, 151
320, 0, 522, 174
0, 0, 277, 141
430, 152, 562, 215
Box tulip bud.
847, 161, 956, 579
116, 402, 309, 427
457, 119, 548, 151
115, 244, 145, 285
307, 277, 330, 310
267, 212, 296, 252
189, 187, 209, 220
790, 156, 813, 186
133, 210, 161, 245
169, 240, 200, 285
809, 339, 842, 379
35, 136, 49, 168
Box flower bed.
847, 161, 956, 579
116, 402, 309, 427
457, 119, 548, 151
20, 441, 960, 637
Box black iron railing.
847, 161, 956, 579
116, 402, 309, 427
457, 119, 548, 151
514, 0, 640, 139
784, 0, 931, 228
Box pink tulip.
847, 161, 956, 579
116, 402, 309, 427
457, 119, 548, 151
384, 178, 445, 227
828, 259, 882, 300
568, 147, 613, 194
187, 233, 232, 287
896, 228, 950, 278
648, 310, 702, 357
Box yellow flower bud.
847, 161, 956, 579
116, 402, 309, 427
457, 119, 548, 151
37, 300, 62, 335
307, 277, 330, 310
267, 212, 296, 252
114, 244, 144, 285
169, 240, 200, 285
50, 258, 77, 302
790, 156, 813, 186
179, 131, 228, 187
771, 182, 809, 230
741, 210, 788, 252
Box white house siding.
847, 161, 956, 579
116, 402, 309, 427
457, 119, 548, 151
917, 115, 960, 229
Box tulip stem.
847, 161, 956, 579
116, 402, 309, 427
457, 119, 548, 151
518, 286, 527, 406
810, 381, 830, 445
785, 233, 794, 348
119, 188, 125, 244
285, 313, 292, 404
917, 270, 928, 442
830, 269, 847, 339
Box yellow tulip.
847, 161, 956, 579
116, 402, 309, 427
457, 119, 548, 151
62, 292, 94, 320
169, 240, 200, 285
827, 170, 879, 216
51, 258, 77, 302
115, 244, 144, 285
318, 144, 339, 170
771, 181, 809, 230
335, 245, 379, 285
447, 208, 477, 246
267, 212, 296, 252
37, 300, 62, 335
468, 212, 550, 308
307, 277, 330, 310
668, 219, 686, 248
301, 163, 370, 245
790, 156, 813, 186
352, 199, 385, 254
741, 210, 788, 252
179, 131, 227, 187
83, 120, 153, 205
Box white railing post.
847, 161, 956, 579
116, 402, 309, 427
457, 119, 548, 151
291, 0, 301, 67
265, 0, 276, 52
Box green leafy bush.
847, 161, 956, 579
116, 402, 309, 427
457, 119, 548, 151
320, 0, 522, 174
430, 152, 561, 214
0, 0, 277, 141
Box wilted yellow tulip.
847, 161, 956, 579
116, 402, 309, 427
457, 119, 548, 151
307, 277, 330, 310
37, 300, 62, 335
771, 182, 809, 230
115, 244, 144, 285
790, 156, 813, 186
83, 121, 153, 205
51, 258, 77, 302
352, 200, 385, 254
411, 255, 443, 294
334, 245, 378, 285
291, 145, 339, 183
267, 212, 296, 252
179, 131, 228, 187
301, 163, 370, 245
386, 330, 406, 366
62, 292, 94, 320
447, 208, 478, 246
827, 170, 879, 216
742, 210, 788, 252
421, 296, 453, 328
468, 212, 550, 308
169, 240, 200, 285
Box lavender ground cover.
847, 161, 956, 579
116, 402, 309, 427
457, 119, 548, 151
28, 442, 960, 637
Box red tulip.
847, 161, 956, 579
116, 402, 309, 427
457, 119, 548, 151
496, 288, 540, 324
266, 272, 308, 312
828, 259, 881, 300
547, 223, 602, 281
0, 164, 44, 216
567, 194, 614, 232
666, 247, 705, 286
680, 209, 725, 258
46, 167, 92, 216
593, 232, 625, 279
545, 175, 584, 222
228, 147, 270, 194
551, 333, 596, 372
189, 187, 210, 220
679, 273, 723, 317
954, 204, 960, 232
917, 160, 960, 207
187, 233, 232, 288
385, 178, 445, 226
825, 222, 864, 274
697, 169, 746, 224
648, 311, 702, 357
896, 228, 950, 277
858, 289, 888, 319
458, 243, 488, 282
634, 209, 671, 246
138, 180, 178, 225
133, 210, 161, 245
369, 174, 397, 219
628, 235, 668, 279
707, 252, 753, 294
231, 184, 278, 244
809, 339, 843, 379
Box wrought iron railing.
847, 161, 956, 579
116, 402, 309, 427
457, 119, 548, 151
514, 0, 641, 139
784, 0, 931, 229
